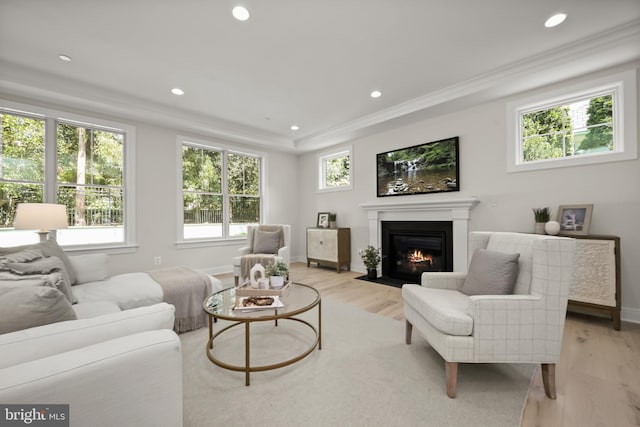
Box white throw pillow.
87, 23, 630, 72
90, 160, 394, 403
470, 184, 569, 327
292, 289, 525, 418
69, 253, 109, 284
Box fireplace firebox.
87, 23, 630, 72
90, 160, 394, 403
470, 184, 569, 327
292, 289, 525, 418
381, 221, 453, 284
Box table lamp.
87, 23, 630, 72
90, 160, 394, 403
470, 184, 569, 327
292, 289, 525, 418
13, 203, 68, 242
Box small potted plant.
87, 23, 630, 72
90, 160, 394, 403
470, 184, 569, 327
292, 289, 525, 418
359, 245, 381, 279
532, 207, 551, 234
266, 261, 289, 289
329, 212, 337, 228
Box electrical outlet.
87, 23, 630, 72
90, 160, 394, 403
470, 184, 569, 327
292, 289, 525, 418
153, 256, 162, 265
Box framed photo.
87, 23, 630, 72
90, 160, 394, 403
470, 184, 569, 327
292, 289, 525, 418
556, 204, 593, 236
376, 136, 459, 197
316, 212, 330, 228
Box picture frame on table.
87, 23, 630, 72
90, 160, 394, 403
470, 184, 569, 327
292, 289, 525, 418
316, 212, 330, 228
556, 204, 593, 236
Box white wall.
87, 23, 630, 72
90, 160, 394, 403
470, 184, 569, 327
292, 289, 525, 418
297, 63, 640, 322
110, 124, 300, 275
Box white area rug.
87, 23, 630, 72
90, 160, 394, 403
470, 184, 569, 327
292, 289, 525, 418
180, 297, 533, 427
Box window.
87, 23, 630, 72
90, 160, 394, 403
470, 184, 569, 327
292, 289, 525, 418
318, 147, 352, 191
179, 138, 263, 242
0, 101, 135, 249
507, 69, 637, 172
0, 114, 46, 234
56, 121, 126, 246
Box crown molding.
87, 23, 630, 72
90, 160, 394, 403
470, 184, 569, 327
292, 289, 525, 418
0, 62, 296, 152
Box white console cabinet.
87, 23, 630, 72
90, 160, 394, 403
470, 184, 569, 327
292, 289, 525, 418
306, 228, 351, 273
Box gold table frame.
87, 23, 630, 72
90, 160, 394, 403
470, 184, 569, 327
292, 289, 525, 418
202, 283, 321, 386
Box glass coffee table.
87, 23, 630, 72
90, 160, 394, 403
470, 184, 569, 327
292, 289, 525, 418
202, 282, 321, 385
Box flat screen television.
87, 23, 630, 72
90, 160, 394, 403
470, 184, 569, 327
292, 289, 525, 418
376, 136, 459, 197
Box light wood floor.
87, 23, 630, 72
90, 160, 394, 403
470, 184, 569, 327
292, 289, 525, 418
268, 262, 638, 427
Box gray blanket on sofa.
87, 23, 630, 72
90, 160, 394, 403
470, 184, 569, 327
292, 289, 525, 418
147, 266, 211, 334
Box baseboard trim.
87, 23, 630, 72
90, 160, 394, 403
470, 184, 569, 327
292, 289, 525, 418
621, 306, 640, 325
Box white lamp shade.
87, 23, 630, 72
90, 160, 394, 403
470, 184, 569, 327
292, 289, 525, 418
14, 203, 68, 231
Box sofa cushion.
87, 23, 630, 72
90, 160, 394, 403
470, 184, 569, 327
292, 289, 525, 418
0, 239, 77, 285
69, 253, 109, 284
0, 286, 77, 334
402, 284, 473, 336
72, 301, 121, 319
461, 249, 520, 296
72, 272, 163, 310
0, 302, 175, 369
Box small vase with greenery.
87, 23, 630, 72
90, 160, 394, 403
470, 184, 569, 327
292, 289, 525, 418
532, 207, 551, 234
266, 261, 289, 288
359, 245, 381, 279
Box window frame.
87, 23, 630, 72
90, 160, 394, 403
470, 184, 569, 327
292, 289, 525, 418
506, 69, 637, 173
317, 146, 353, 192
176, 136, 266, 247
0, 99, 136, 252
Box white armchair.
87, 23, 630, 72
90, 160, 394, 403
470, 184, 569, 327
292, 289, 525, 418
232, 224, 291, 285
402, 232, 576, 399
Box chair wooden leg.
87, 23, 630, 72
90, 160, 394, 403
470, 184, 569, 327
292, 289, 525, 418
405, 320, 413, 344
541, 363, 557, 399
445, 361, 458, 398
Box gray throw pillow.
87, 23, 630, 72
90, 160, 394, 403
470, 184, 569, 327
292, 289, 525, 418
461, 249, 520, 296
0, 286, 77, 334
3, 256, 76, 304
0, 239, 77, 285
253, 230, 282, 254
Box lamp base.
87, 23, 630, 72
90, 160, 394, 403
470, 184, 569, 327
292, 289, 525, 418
36, 230, 51, 242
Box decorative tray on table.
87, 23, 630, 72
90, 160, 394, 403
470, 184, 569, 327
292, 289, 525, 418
235, 281, 291, 297
233, 295, 285, 311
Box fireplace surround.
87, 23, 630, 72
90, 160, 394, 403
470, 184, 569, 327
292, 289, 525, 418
360, 198, 479, 279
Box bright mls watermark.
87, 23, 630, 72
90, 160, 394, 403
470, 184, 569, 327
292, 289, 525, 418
1, 405, 69, 426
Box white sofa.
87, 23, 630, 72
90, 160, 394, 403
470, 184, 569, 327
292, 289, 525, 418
0, 242, 221, 427
0, 303, 184, 426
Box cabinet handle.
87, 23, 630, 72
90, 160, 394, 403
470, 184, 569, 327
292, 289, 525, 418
320, 241, 323, 245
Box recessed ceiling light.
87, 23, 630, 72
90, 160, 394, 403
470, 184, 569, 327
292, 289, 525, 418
58, 54, 72, 62
232, 6, 250, 21
544, 13, 567, 28
370, 90, 382, 98
171, 88, 184, 96
290, 125, 299, 131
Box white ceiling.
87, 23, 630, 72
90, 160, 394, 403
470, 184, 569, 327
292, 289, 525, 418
1, 1, 639, 152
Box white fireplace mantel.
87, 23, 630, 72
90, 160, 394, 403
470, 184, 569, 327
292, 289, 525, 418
360, 197, 479, 272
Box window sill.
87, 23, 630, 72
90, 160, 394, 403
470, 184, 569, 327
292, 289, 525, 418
317, 185, 352, 194
63, 243, 139, 255
175, 237, 246, 249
